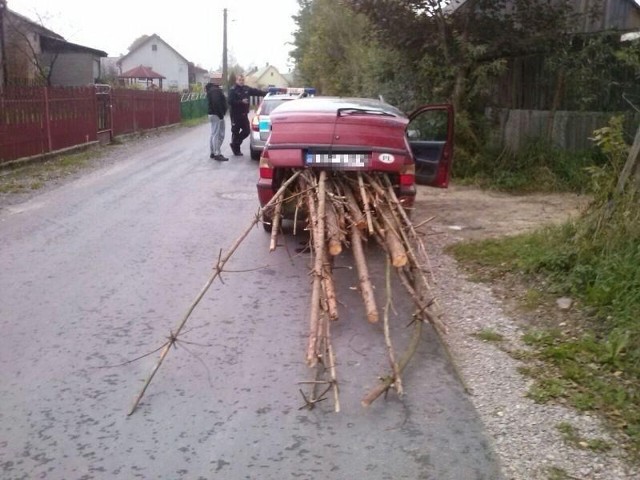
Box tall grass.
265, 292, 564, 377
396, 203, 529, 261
451, 112, 604, 193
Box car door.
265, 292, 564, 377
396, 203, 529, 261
407, 104, 454, 187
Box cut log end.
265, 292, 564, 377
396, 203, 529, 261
391, 254, 408, 268
328, 240, 343, 256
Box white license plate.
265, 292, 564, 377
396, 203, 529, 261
305, 152, 369, 168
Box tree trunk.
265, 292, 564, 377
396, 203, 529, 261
616, 123, 640, 196
325, 199, 344, 256
343, 185, 367, 230
305, 171, 328, 367
321, 249, 339, 321
350, 224, 378, 323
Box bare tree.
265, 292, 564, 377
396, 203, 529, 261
3, 9, 61, 85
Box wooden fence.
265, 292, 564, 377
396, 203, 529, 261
486, 108, 640, 152
0, 86, 180, 164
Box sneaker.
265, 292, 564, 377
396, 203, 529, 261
210, 153, 216, 159
214, 154, 229, 162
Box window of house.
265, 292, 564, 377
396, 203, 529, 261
152, 44, 157, 51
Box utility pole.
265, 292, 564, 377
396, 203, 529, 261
0, 0, 8, 87
222, 8, 227, 92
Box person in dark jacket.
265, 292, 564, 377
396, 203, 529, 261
206, 80, 228, 161
228, 75, 266, 156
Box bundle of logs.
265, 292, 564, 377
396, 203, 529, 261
127, 168, 445, 416
265, 169, 446, 412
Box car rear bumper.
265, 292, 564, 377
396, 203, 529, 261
258, 177, 416, 209
250, 132, 267, 152
257, 177, 273, 207
397, 185, 416, 208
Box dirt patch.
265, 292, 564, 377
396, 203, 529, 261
413, 183, 589, 242
412, 183, 589, 326
412, 183, 591, 334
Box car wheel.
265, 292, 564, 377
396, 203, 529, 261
250, 148, 261, 161
262, 213, 273, 232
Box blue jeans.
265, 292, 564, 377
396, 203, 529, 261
209, 115, 225, 156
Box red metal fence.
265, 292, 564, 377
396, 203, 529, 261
111, 89, 181, 136
0, 86, 181, 164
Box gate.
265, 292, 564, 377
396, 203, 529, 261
95, 84, 112, 143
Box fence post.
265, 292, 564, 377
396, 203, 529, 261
43, 86, 52, 153
134, 89, 138, 132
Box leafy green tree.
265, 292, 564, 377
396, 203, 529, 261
290, 0, 420, 111
291, 0, 370, 95
346, 0, 599, 111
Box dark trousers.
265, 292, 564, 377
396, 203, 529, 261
230, 115, 250, 150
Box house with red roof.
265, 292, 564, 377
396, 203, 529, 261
117, 34, 189, 92
118, 65, 165, 90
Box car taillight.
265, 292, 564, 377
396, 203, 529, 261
259, 166, 273, 179
399, 174, 414, 186
399, 163, 415, 186
251, 115, 259, 132
259, 149, 272, 179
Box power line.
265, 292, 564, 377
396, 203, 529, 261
222, 8, 227, 92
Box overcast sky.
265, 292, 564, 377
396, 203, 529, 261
7, 0, 300, 73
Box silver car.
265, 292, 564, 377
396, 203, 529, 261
249, 87, 315, 160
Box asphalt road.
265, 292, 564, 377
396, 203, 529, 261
0, 121, 504, 479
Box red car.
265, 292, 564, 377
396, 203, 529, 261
256, 96, 454, 228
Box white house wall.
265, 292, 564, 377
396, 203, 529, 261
248, 66, 290, 89
260, 69, 289, 88
120, 41, 189, 91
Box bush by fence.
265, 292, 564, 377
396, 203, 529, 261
179, 92, 262, 121
180, 92, 207, 121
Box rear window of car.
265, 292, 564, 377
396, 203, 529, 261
260, 98, 294, 115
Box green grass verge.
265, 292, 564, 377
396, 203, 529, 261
0, 151, 94, 194
472, 328, 505, 342
556, 422, 612, 452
